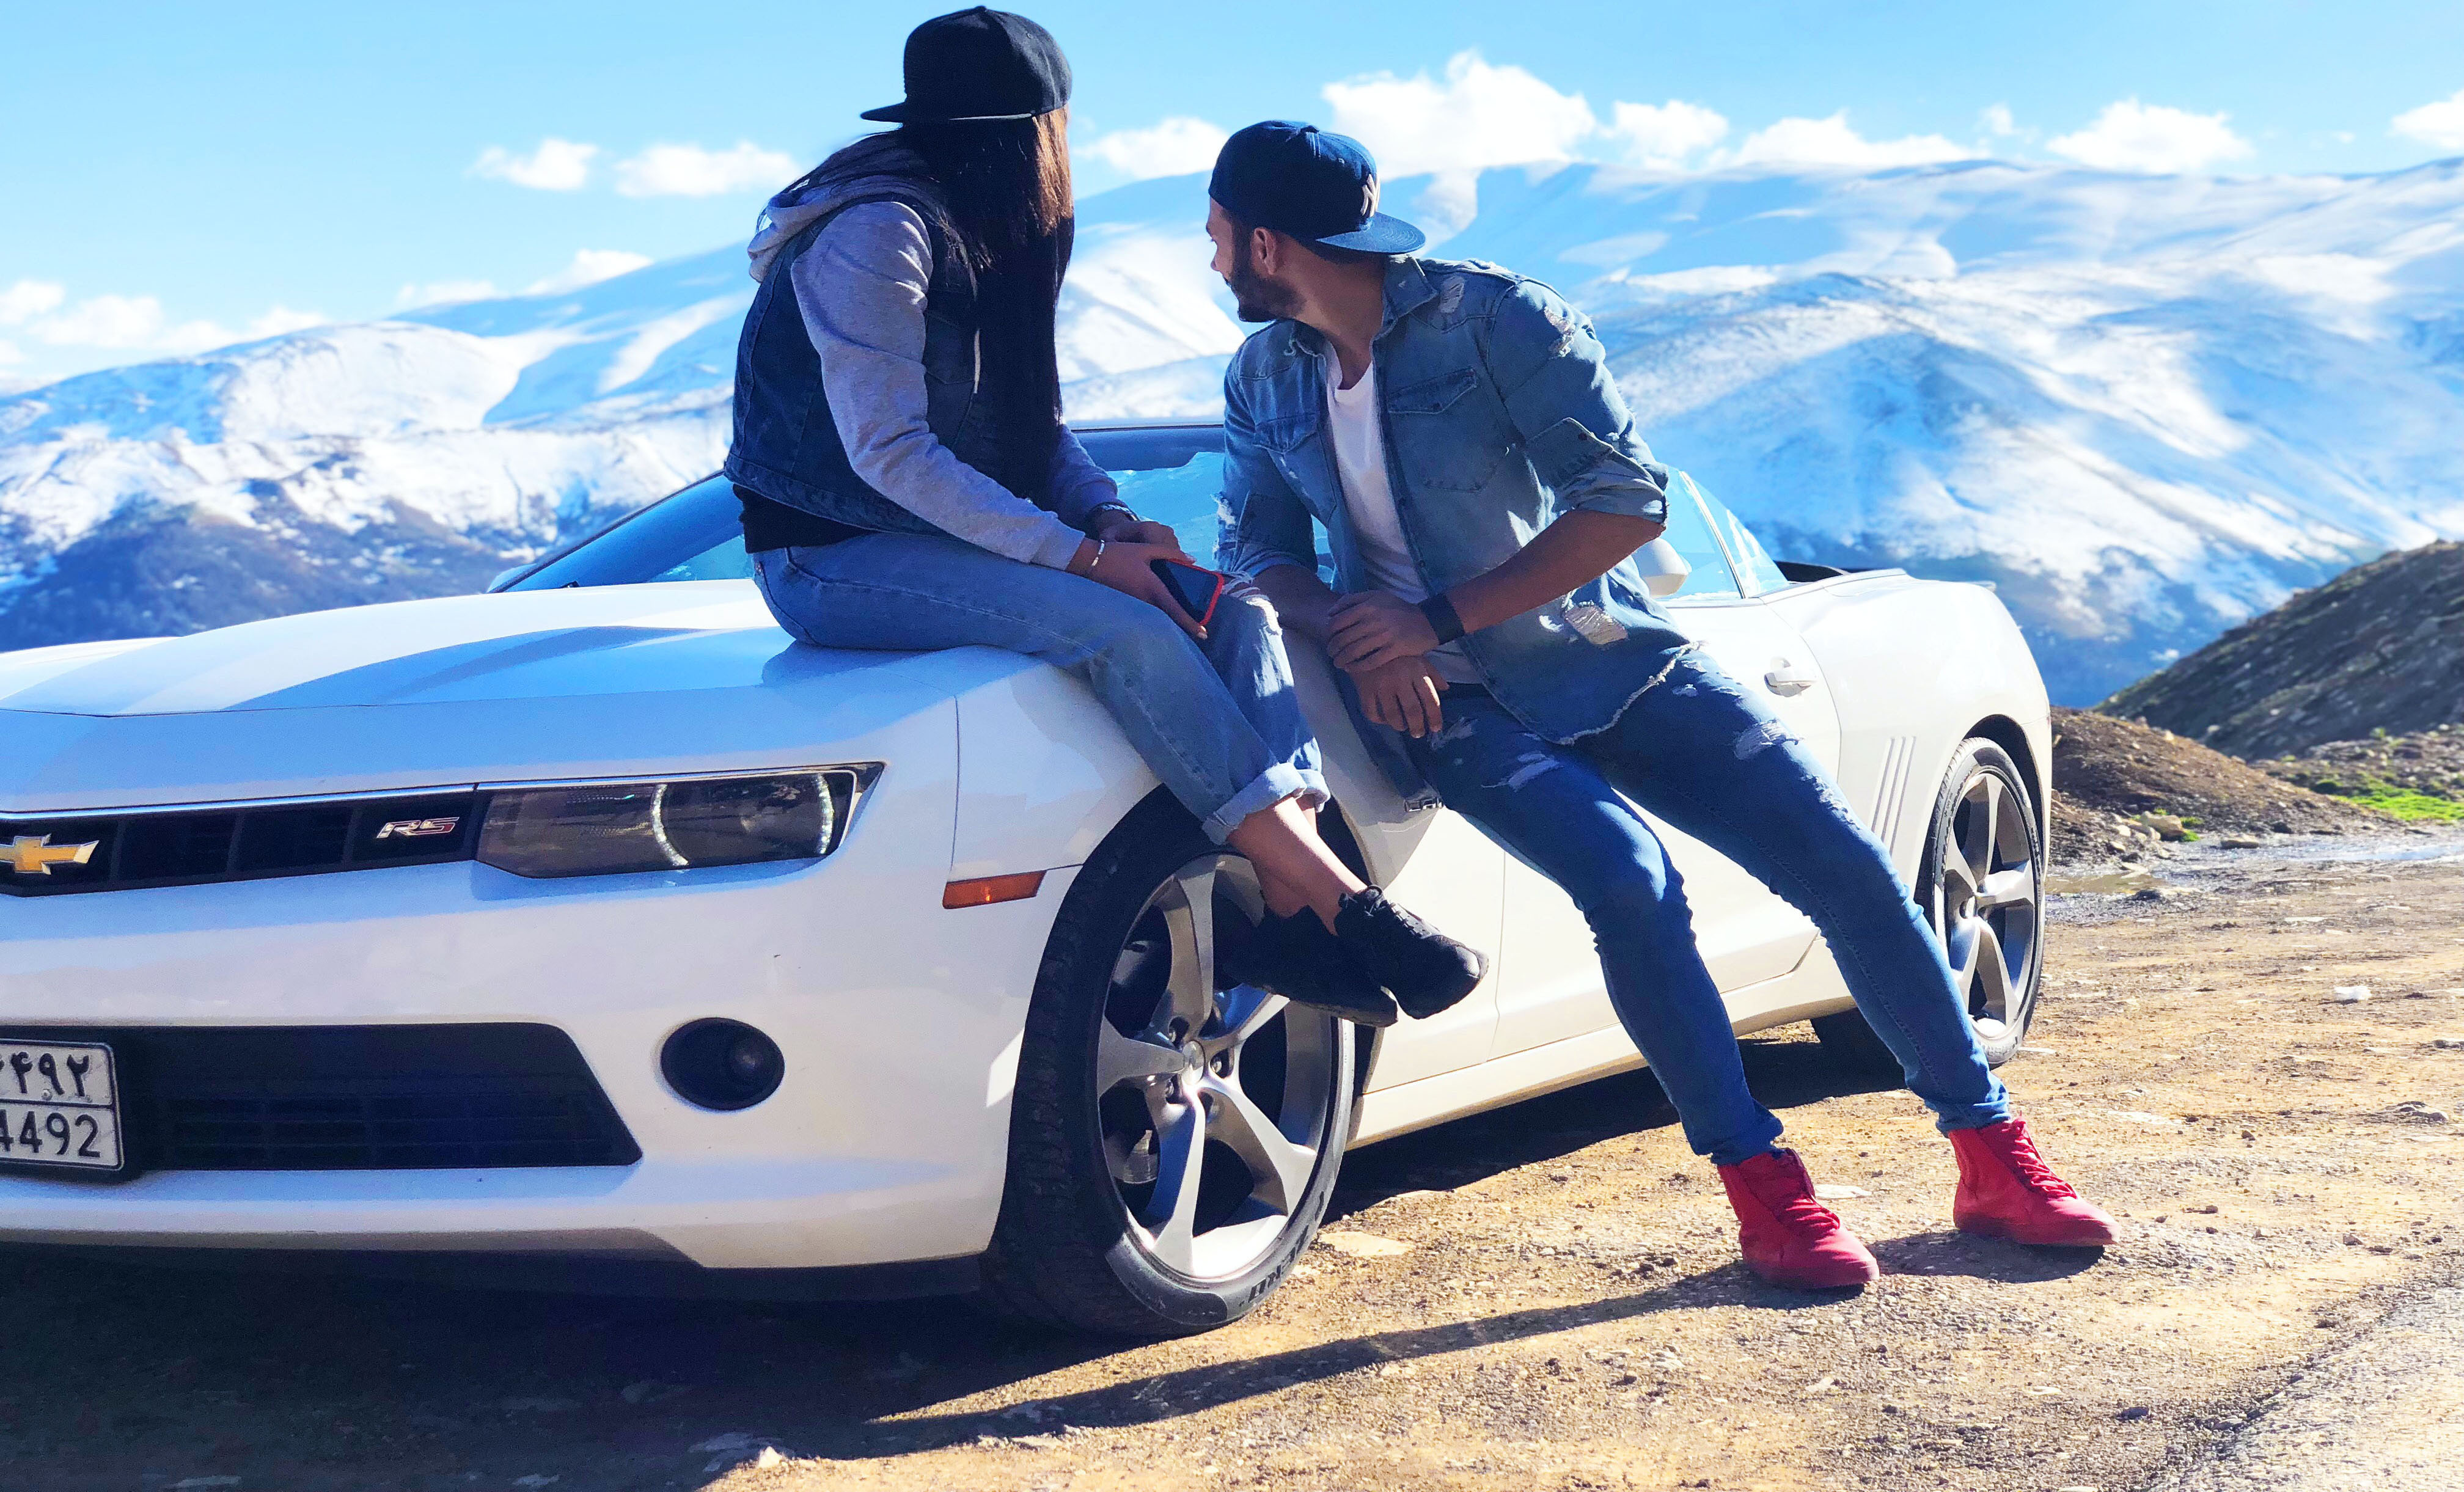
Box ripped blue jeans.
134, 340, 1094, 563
1402, 657, 2008, 1165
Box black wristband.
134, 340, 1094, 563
1418, 593, 1466, 645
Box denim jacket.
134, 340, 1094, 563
1217, 255, 1693, 802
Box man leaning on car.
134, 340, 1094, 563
1203, 120, 2119, 1290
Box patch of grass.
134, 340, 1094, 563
2345, 788, 2464, 822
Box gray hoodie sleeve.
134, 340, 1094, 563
1046, 428, 1122, 529
790, 202, 1088, 569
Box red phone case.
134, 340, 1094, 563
1154, 559, 1228, 630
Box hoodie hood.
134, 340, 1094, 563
746, 136, 949, 283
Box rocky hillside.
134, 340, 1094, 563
2047, 706, 2380, 864
2256, 724, 2464, 821
2099, 540, 2464, 758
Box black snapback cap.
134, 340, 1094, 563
860, 7, 1071, 124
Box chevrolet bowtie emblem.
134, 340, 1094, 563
2, 835, 100, 876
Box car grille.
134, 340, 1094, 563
12, 1025, 640, 1172
0, 793, 482, 897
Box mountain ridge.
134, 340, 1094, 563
4, 155, 2458, 697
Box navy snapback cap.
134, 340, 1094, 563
1209, 121, 1425, 254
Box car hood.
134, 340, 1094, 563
0, 582, 1030, 812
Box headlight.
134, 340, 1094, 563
476, 766, 879, 879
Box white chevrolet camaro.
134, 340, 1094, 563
0, 423, 2051, 1336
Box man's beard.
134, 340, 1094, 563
1225, 240, 1302, 323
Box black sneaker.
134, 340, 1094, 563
1236, 909, 1400, 1028
1333, 888, 1489, 1020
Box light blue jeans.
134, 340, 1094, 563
752, 535, 1327, 843
1401, 658, 2010, 1165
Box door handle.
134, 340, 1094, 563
1764, 661, 1819, 696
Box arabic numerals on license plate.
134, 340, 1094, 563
0, 1103, 105, 1160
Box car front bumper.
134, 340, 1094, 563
0, 723, 1070, 1272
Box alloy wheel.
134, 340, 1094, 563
1093, 854, 1343, 1282
1929, 766, 2041, 1045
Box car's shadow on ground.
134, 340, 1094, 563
0, 1037, 1903, 1489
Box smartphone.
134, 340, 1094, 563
1150, 558, 1229, 631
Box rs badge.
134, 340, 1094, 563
1, 835, 100, 876
374, 817, 461, 840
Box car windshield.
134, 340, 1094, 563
500, 425, 1778, 601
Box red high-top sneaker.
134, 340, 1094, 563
1716, 1149, 1880, 1289
1950, 1118, 2118, 1246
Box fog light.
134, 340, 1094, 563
660, 1018, 785, 1111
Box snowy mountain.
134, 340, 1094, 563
3, 157, 2460, 701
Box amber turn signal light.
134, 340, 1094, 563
942, 871, 1046, 909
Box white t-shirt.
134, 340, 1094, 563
1322, 351, 1481, 683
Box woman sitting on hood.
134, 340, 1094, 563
724, 7, 1485, 1028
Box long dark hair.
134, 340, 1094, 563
791, 112, 1074, 503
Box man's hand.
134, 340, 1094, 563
1354, 656, 1448, 739
1327, 591, 1443, 673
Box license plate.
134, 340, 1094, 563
0, 1039, 122, 1173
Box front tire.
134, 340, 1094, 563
1814, 737, 2045, 1070
981, 793, 1356, 1337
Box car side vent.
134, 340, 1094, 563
0, 794, 480, 897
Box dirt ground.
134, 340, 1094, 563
7, 832, 2464, 1492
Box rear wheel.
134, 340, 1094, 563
981, 794, 1355, 1337
1814, 737, 2045, 1071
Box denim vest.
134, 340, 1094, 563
1219, 257, 1695, 802
723, 186, 1005, 535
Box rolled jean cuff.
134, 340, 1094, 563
1200, 763, 1328, 845
1932, 1092, 2015, 1135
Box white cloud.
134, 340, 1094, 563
0, 338, 21, 367
2048, 98, 2253, 174
15, 291, 323, 356
31, 293, 183, 349
1231, 54, 1993, 188
246, 306, 325, 338
1080, 117, 1229, 181
615, 142, 799, 198
396, 279, 502, 309
527, 249, 653, 294
471, 137, 600, 191
1722, 111, 1971, 168
1, 279, 66, 326
1323, 51, 1600, 177
2391, 87, 2464, 152
1603, 100, 1729, 169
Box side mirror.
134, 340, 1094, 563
487, 566, 529, 593
1632, 536, 1692, 599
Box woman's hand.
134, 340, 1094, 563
1072, 538, 1208, 640
1354, 656, 1447, 738
1088, 508, 1187, 555
1327, 590, 1443, 673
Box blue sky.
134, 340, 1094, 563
5, 0, 2461, 385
